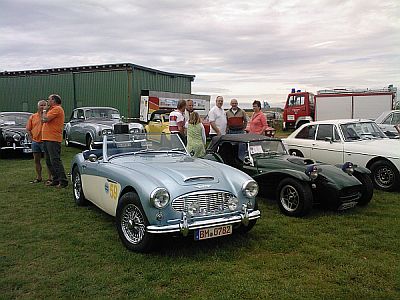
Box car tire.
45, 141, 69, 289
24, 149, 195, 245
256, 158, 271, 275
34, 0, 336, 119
276, 178, 313, 217
370, 160, 399, 191
72, 167, 88, 206
289, 150, 304, 157
353, 173, 373, 206
237, 201, 258, 234
116, 192, 155, 252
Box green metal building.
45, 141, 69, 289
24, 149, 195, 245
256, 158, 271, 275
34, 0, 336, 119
0, 63, 194, 118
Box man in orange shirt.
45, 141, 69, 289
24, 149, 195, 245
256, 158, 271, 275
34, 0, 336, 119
42, 94, 68, 188
26, 100, 52, 183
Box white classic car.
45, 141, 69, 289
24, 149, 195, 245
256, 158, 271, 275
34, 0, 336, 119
375, 110, 400, 138
283, 119, 400, 191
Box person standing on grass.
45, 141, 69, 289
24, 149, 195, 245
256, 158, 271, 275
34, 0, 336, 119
208, 95, 227, 138
247, 100, 268, 135
41, 94, 68, 188
226, 98, 247, 134
26, 100, 52, 184
186, 111, 206, 157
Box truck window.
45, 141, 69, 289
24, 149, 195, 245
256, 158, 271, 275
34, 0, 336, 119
288, 95, 305, 107
316, 124, 334, 141
295, 124, 316, 139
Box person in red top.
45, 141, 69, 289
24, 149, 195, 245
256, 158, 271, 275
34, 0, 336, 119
42, 94, 68, 188
247, 100, 268, 135
26, 100, 52, 183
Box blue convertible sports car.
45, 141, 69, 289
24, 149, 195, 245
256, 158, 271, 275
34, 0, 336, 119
71, 131, 260, 252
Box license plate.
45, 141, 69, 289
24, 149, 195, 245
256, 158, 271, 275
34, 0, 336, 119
287, 115, 295, 121
23, 148, 32, 153
195, 224, 232, 240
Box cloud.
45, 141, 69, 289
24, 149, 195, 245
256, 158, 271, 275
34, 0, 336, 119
0, 0, 399, 107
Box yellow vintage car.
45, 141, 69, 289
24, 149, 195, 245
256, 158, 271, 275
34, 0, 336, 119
144, 110, 171, 134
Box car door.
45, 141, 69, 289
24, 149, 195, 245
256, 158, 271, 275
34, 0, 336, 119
69, 109, 84, 142
81, 159, 121, 216
310, 124, 344, 164
287, 124, 316, 157
75, 109, 88, 145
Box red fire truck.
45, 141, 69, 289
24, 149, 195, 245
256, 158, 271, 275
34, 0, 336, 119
282, 86, 397, 130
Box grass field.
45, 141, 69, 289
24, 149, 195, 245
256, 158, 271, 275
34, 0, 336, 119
1, 143, 399, 299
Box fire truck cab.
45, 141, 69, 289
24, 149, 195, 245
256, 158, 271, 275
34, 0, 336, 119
283, 89, 314, 130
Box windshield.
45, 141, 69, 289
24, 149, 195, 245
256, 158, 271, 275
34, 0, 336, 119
248, 140, 287, 157
86, 109, 120, 120
0, 113, 31, 126
340, 122, 387, 141
104, 133, 187, 158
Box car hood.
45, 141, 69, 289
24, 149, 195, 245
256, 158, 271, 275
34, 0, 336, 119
343, 139, 400, 159
112, 155, 226, 186
254, 155, 362, 187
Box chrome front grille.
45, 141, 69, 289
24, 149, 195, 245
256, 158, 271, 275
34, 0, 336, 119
172, 191, 235, 214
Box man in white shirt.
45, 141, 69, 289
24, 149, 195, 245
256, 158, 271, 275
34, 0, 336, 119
169, 99, 187, 143
208, 96, 227, 138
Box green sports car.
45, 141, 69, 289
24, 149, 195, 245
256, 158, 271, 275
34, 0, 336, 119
205, 134, 373, 217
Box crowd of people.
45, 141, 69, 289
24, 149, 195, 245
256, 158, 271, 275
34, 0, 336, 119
26, 94, 68, 188
169, 96, 271, 158
25, 94, 270, 181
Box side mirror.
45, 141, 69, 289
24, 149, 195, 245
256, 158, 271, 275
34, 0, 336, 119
88, 154, 98, 162
190, 150, 195, 156
324, 137, 333, 144
243, 156, 251, 165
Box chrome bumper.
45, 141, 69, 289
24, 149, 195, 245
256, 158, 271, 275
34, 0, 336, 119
147, 208, 261, 235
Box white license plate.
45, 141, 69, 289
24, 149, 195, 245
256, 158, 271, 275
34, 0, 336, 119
195, 224, 232, 240
287, 115, 295, 121
23, 148, 32, 153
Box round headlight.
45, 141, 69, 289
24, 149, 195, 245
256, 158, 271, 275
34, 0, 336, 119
242, 180, 259, 198
13, 134, 21, 142
227, 196, 239, 211
306, 165, 318, 180
150, 188, 170, 209
342, 162, 354, 175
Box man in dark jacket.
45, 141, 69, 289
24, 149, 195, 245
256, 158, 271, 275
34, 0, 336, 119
226, 99, 247, 134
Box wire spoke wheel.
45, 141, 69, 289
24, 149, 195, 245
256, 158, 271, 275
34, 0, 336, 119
120, 204, 146, 245
73, 172, 82, 200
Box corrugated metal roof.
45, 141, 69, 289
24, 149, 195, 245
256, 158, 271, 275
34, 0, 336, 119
0, 63, 195, 81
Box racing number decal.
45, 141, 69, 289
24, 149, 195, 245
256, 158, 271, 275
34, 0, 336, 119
109, 183, 118, 200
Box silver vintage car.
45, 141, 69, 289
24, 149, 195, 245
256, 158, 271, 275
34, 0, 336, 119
71, 131, 260, 252
64, 107, 144, 149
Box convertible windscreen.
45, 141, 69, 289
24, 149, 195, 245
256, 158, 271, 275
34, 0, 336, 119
340, 122, 387, 141
105, 133, 187, 157
248, 140, 287, 156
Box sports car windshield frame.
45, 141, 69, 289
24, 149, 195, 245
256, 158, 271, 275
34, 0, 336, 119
103, 133, 188, 160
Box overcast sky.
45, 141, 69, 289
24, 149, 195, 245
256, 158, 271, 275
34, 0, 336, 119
1, 0, 399, 107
